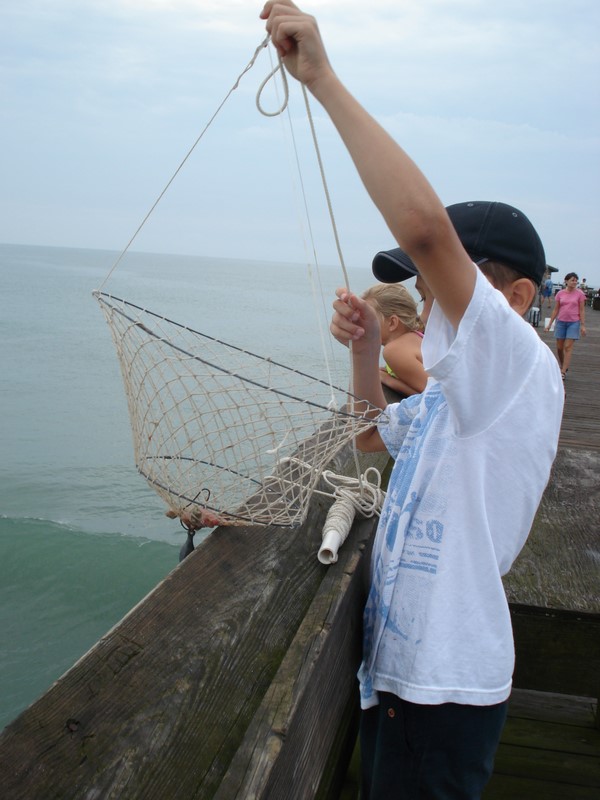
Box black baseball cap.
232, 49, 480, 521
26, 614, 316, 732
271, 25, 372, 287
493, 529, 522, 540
372, 201, 546, 285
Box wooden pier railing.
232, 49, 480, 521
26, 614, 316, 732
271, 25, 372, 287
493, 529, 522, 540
0, 438, 390, 800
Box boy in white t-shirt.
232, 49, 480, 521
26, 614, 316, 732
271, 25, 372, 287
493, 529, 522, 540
262, 3, 564, 796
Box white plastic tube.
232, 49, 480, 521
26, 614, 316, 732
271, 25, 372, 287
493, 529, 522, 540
318, 496, 356, 565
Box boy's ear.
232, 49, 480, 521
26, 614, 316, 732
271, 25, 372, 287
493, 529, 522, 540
505, 278, 536, 315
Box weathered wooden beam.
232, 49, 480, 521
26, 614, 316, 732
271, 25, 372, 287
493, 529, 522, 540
510, 604, 600, 700
214, 513, 374, 799
0, 438, 389, 799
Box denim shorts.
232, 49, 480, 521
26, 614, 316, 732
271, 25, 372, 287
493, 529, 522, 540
554, 320, 581, 339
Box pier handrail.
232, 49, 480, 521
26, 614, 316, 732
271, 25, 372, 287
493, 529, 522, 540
0, 437, 391, 800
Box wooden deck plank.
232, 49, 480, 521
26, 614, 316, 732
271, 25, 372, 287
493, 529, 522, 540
507, 688, 597, 727
484, 773, 600, 800
538, 302, 600, 449
483, 690, 600, 798
500, 716, 599, 758
504, 447, 600, 615
504, 306, 600, 616
490, 742, 600, 787
508, 605, 600, 698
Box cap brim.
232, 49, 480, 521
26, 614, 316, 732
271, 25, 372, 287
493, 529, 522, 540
372, 247, 419, 283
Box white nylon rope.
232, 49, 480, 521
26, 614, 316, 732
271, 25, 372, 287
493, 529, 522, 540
272, 453, 385, 565
260, 45, 340, 406
256, 56, 385, 560
318, 467, 384, 564
256, 56, 289, 116
98, 34, 272, 292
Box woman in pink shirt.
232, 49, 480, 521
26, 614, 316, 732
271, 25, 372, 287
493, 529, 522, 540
545, 272, 587, 378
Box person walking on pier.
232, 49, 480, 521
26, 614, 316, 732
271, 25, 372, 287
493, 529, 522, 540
545, 272, 587, 378
541, 269, 554, 311
261, 3, 564, 798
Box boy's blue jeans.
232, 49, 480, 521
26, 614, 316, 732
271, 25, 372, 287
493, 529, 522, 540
359, 692, 508, 799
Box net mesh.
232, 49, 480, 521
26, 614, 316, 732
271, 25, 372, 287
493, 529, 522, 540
94, 291, 381, 528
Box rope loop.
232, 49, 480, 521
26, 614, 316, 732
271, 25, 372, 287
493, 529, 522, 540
256, 58, 290, 117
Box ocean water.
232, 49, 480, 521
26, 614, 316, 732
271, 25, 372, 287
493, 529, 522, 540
0, 242, 378, 729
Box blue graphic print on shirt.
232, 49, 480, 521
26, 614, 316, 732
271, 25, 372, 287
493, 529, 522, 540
358, 383, 446, 705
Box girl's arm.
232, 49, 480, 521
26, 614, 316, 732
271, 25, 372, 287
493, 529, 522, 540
380, 369, 421, 397
580, 298, 587, 336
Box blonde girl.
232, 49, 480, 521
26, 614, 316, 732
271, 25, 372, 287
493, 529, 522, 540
362, 284, 428, 396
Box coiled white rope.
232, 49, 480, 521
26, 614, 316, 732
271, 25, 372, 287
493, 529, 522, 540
318, 468, 384, 564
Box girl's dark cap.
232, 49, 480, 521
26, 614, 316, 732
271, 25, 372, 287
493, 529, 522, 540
372, 201, 547, 285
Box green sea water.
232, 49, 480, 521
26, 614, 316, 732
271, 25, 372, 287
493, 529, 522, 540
0, 518, 175, 727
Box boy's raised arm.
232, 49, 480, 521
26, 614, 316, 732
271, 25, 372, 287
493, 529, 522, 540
261, 1, 477, 327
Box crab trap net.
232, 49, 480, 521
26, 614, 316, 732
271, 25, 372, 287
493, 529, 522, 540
94, 291, 382, 531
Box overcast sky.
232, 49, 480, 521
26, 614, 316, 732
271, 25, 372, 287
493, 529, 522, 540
2, 0, 599, 284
